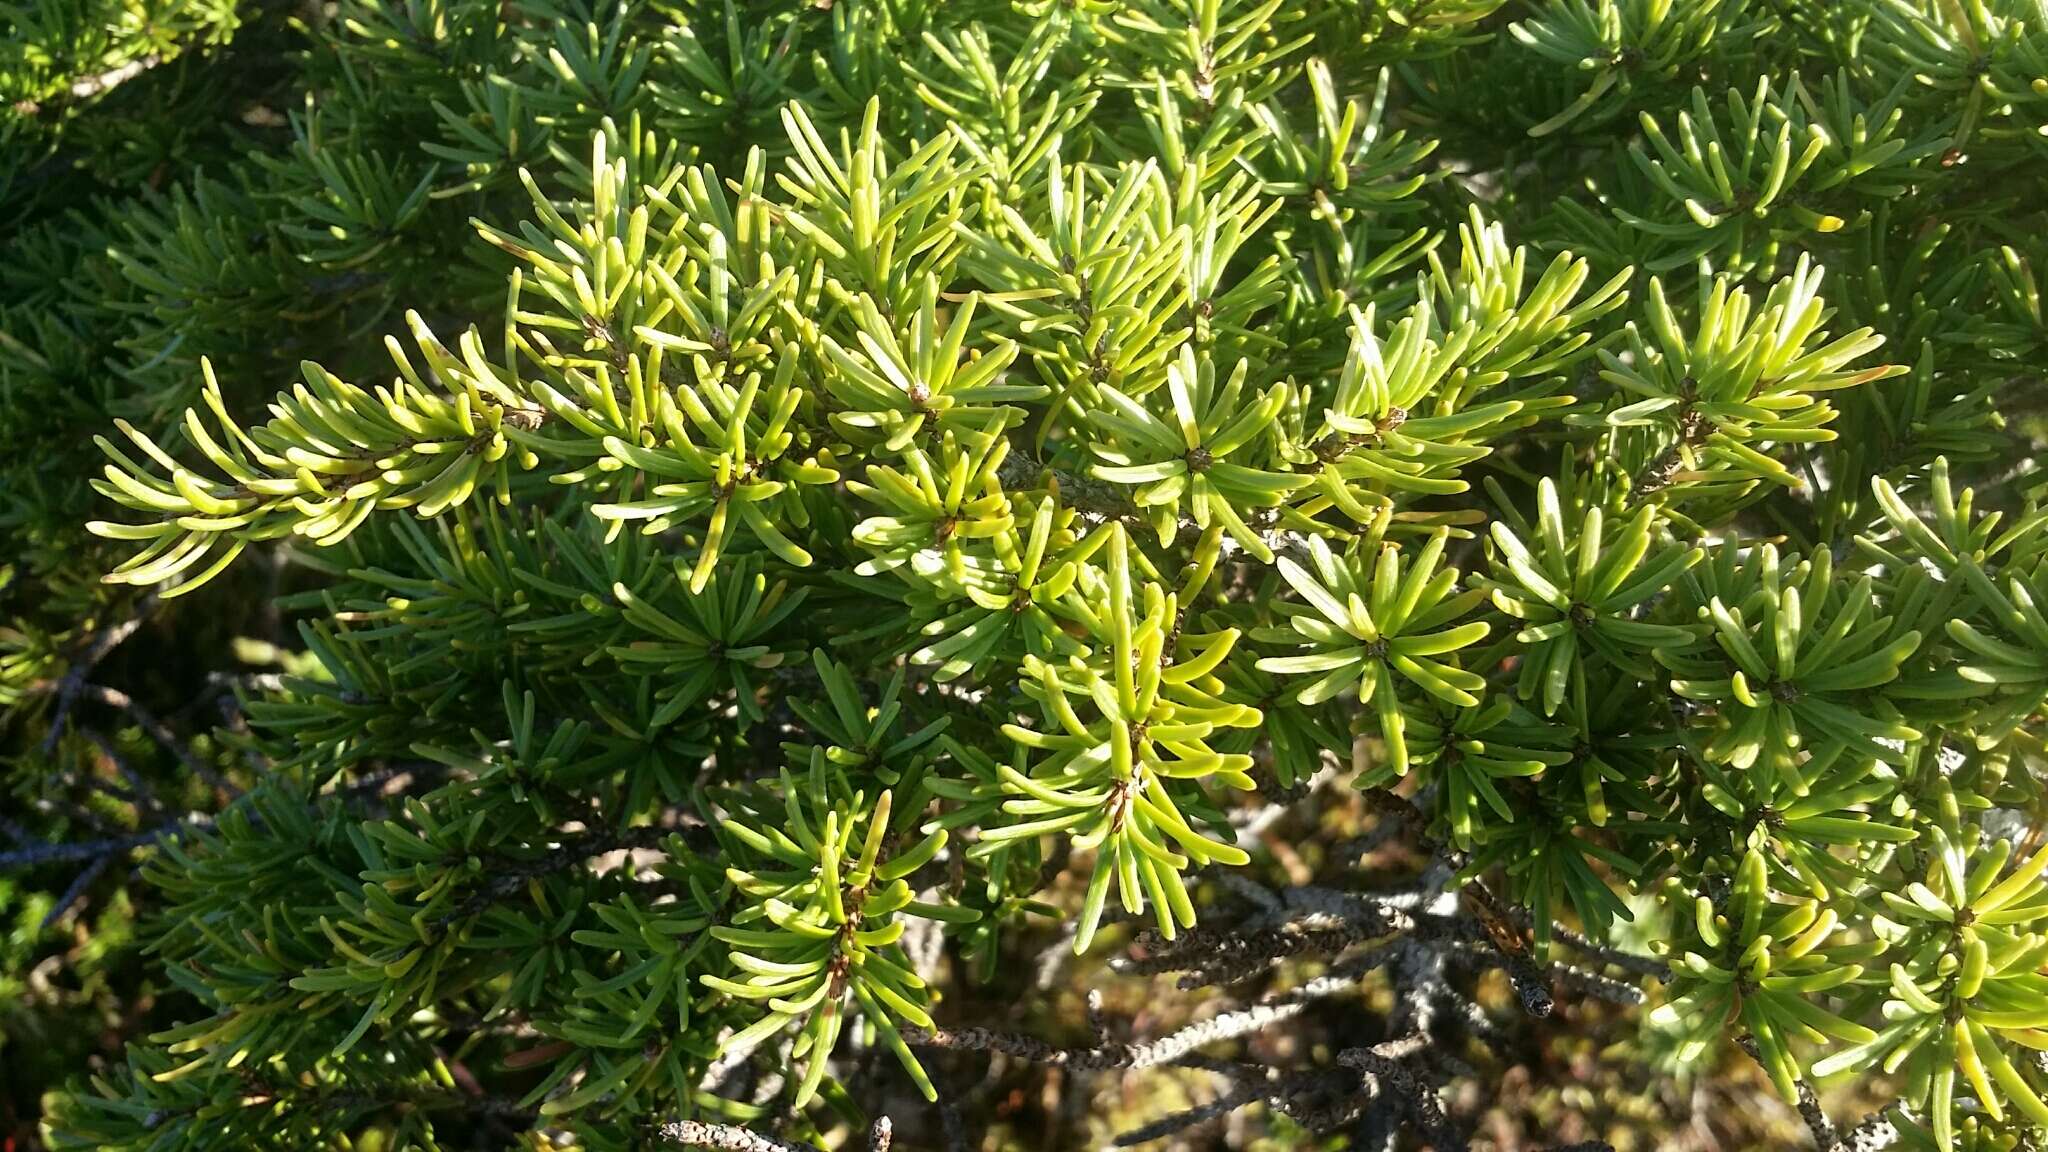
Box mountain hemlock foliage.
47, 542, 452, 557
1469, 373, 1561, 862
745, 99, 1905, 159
7, 0, 2048, 1149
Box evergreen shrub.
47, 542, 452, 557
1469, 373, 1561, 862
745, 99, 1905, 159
6, 0, 2048, 1148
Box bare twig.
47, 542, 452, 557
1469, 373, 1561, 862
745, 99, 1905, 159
939, 1100, 968, 1152
1735, 1037, 1901, 1152
1837, 1110, 1901, 1152
81, 683, 239, 797
1547, 922, 1670, 979
1798, 1078, 1840, 1152
1550, 960, 1650, 1006
912, 998, 1305, 1070
1114, 880, 1414, 987
657, 1121, 823, 1152
435, 823, 685, 927
1114, 1080, 1270, 1146
36, 594, 155, 757
83, 728, 167, 823
11, 53, 164, 116
1338, 1036, 1462, 1150
657, 1117, 893, 1152
40, 851, 113, 930
0, 826, 186, 871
